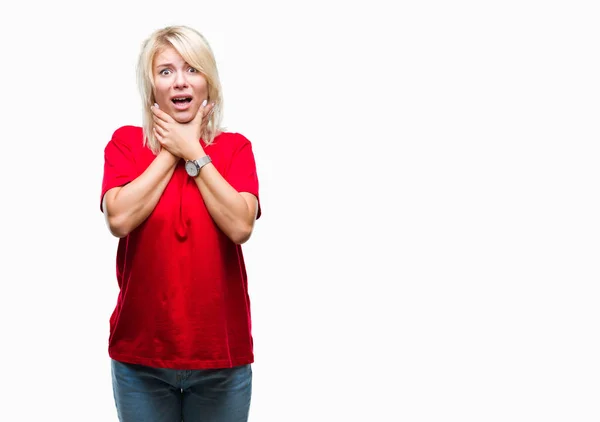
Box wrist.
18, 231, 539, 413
184, 145, 206, 162
159, 148, 179, 164
185, 155, 212, 177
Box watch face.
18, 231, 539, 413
185, 161, 199, 177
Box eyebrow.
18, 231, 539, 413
155, 61, 194, 70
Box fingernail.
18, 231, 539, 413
154, 103, 159, 108
202, 99, 207, 107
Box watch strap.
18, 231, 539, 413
193, 155, 212, 169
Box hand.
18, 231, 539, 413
151, 100, 215, 160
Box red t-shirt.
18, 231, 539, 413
100, 125, 261, 370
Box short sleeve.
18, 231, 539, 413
226, 134, 262, 219
100, 127, 138, 212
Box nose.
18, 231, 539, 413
174, 71, 188, 89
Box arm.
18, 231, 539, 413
150, 103, 259, 244
103, 149, 179, 238
191, 160, 259, 244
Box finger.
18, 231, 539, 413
151, 103, 173, 123
154, 124, 167, 137
195, 99, 208, 122
204, 102, 216, 119
153, 127, 165, 144
153, 115, 167, 130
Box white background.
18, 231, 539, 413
0, 0, 599, 421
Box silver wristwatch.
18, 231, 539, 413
185, 155, 212, 177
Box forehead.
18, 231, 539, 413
154, 46, 185, 66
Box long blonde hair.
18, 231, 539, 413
137, 26, 224, 154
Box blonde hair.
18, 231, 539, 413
137, 25, 224, 154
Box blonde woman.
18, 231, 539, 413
100, 25, 261, 422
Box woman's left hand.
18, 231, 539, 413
151, 101, 214, 160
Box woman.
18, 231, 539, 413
100, 25, 261, 422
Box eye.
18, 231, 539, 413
188, 67, 198, 73
159, 69, 171, 76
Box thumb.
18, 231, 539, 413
195, 99, 208, 123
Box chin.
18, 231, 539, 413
171, 109, 196, 124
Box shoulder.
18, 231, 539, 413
211, 131, 252, 151
104, 125, 144, 153
214, 131, 250, 144
110, 125, 143, 145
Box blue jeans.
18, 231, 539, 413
111, 359, 252, 422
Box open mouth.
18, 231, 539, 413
172, 97, 192, 104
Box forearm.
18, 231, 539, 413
105, 149, 179, 237
192, 163, 254, 244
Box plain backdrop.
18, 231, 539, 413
0, 0, 599, 421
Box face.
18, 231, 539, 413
152, 46, 208, 123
